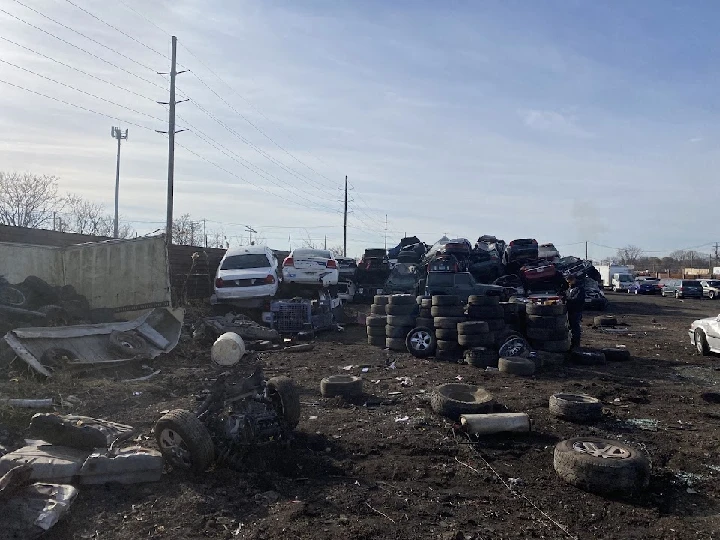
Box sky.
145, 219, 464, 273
0, 0, 718, 259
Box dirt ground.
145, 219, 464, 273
2, 292, 720, 540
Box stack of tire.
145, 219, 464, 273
385, 294, 419, 351
416, 296, 434, 329
500, 301, 521, 328
430, 295, 465, 361
366, 295, 390, 347
465, 295, 506, 345
525, 302, 571, 353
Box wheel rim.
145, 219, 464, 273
158, 428, 192, 468
572, 440, 630, 459
410, 330, 433, 351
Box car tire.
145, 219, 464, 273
416, 295, 431, 305
385, 304, 417, 316
108, 330, 150, 358
709, 291, 716, 300
385, 325, 413, 338
525, 303, 566, 317
369, 305, 386, 315
320, 375, 363, 399
458, 333, 495, 347
416, 317, 435, 328
435, 328, 458, 340
385, 337, 407, 351
432, 295, 461, 307
365, 315, 387, 327
367, 335, 386, 347
266, 376, 301, 430
602, 347, 631, 361
418, 308, 432, 318
434, 316, 466, 329
366, 326, 386, 337
406, 327, 436, 358
431, 305, 465, 318
155, 409, 215, 473
675, 291, 680, 299
430, 383, 495, 420
526, 315, 568, 330
497, 331, 531, 358
498, 357, 536, 376
374, 295, 390, 306
570, 348, 607, 365
436, 340, 460, 352
593, 315, 617, 327
695, 329, 710, 356
467, 295, 500, 306
553, 437, 651, 496
526, 327, 569, 341
549, 393, 602, 422
457, 321, 490, 335
420, 298, 433, 308
386, 314, 416, 327
532, 338, 572, 353
466, 305, 504, 319
389, 294, 416, 306
464, 347, 499, 368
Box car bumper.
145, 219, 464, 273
214, 283, 276, 301
282, 270, 338, 286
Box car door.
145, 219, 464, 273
705, 316, 720, 350
454, 273, 474, 302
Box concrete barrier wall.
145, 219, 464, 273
0, 242, 63, 285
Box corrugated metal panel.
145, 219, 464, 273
168, 245, 225, 300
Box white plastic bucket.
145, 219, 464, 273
460, 413, 531, 434
211, 332, 246, 366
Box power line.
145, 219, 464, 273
0, 78, 157, 131
0, 8, 168, 93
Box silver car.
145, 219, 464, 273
689, 314, 720, 355
700, 279, 720, 300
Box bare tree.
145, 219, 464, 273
328, 245, 345, 258
62, 193, 135, 238
0, 171, 63, 228
172, 213, 202, 246
616, 245, 643, 265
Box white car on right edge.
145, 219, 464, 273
689, 314, 720, 356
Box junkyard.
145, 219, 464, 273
1, 231, 719, 540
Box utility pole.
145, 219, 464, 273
157, 35, 187, 249
110, 127, 128, 238
343, 175, 348, 257
244, 225, 257, 245
203, 219, 207, 248
384, 214, 388, 251
324, 235, 327, 250
585, 241, 588, 260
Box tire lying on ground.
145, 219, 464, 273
436, 340, 460, 352
389, 294, 416, 305
320, 375, 363, 399
458, 333, 495, 347
570, 348, 607, 365
526, 327, 569, 341
526, 303, 566, 317
266, 376, 301, 429
466, 305, 504, 320
108, 330, 150, 357
432, 295, 460, 306
367, 335, 386, 347
365, 315, 387, 327
532, 338, 572, 353
549, 393, 602, 422
386, 325, 414, 338
416, 317, 434, 328
385, 304, 417, 316
526, 315, 568, 330
464, 347, 499, 368
434, 316, 466, 329
366, 326, 385, 337
498, 357, 536, 376
386, 337, 407, 351
603, 347, 631, 361
386, 315, 416, 327
468, 295, 500, 306
406, 327, 436, 358
594, 315, 618, 327
457, 321, 490, 335
155, 409, 215, 473
431, 305, 465, 318
553, 437, 651, 496
435, 328, 458, 341
374, 295, 390, 306
430, 383, 495, 419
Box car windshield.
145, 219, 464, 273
294, 249, 332, 259
619, 275, 633, 282
220, 254, 270, 270
684, 281, 701, 287
427, 273, 454, 285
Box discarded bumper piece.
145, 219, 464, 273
4, 480, 78, 538
3, 307, 183, 377
29, 414, 135, 450
0, 442, 91, 483
79, 446, 163, 485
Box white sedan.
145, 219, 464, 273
282, 249, 339, 287
689, 314, 720, 356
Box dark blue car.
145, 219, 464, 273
629, 279, 661, 295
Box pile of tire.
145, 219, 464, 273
431, 295, 465, 361
525, 302, 571, 353
465, 295, 506, 344
385, 294, 418, 351
416, 296, 434, 329
366, 295, 390, 347
500, 301, 521, 327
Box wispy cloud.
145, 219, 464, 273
519, 109, 594, 138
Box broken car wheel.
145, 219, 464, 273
602, 347, 631, 362
593, 315, 618, 327
320, 375, 363, 399
266, 376, 301, 430
430, 383, 495, 420
498, 357, 536, 376
553, 437, 650, 496
549, 393, 602, 422
155, 409, 215, 473
406, 327, 436, 358
108, 330, 150, 357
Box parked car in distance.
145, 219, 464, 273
425, 271, 506, 302
384, 263, 418, 295
538, 243, 560, 261
660, 278, 703, 299
628, 279, 661, 295
504, 239, 538, 265
212, 245, 279, 307
689, 313, 720, 355
335, 257, 358, 302
282, 249, 338, 287
700, 279, 720, 300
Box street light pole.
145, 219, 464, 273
110, 127, 128, 238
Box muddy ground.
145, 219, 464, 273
1, 292, 720, 540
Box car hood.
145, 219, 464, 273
691, 315, 720, 327
218, 268, 272, 280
